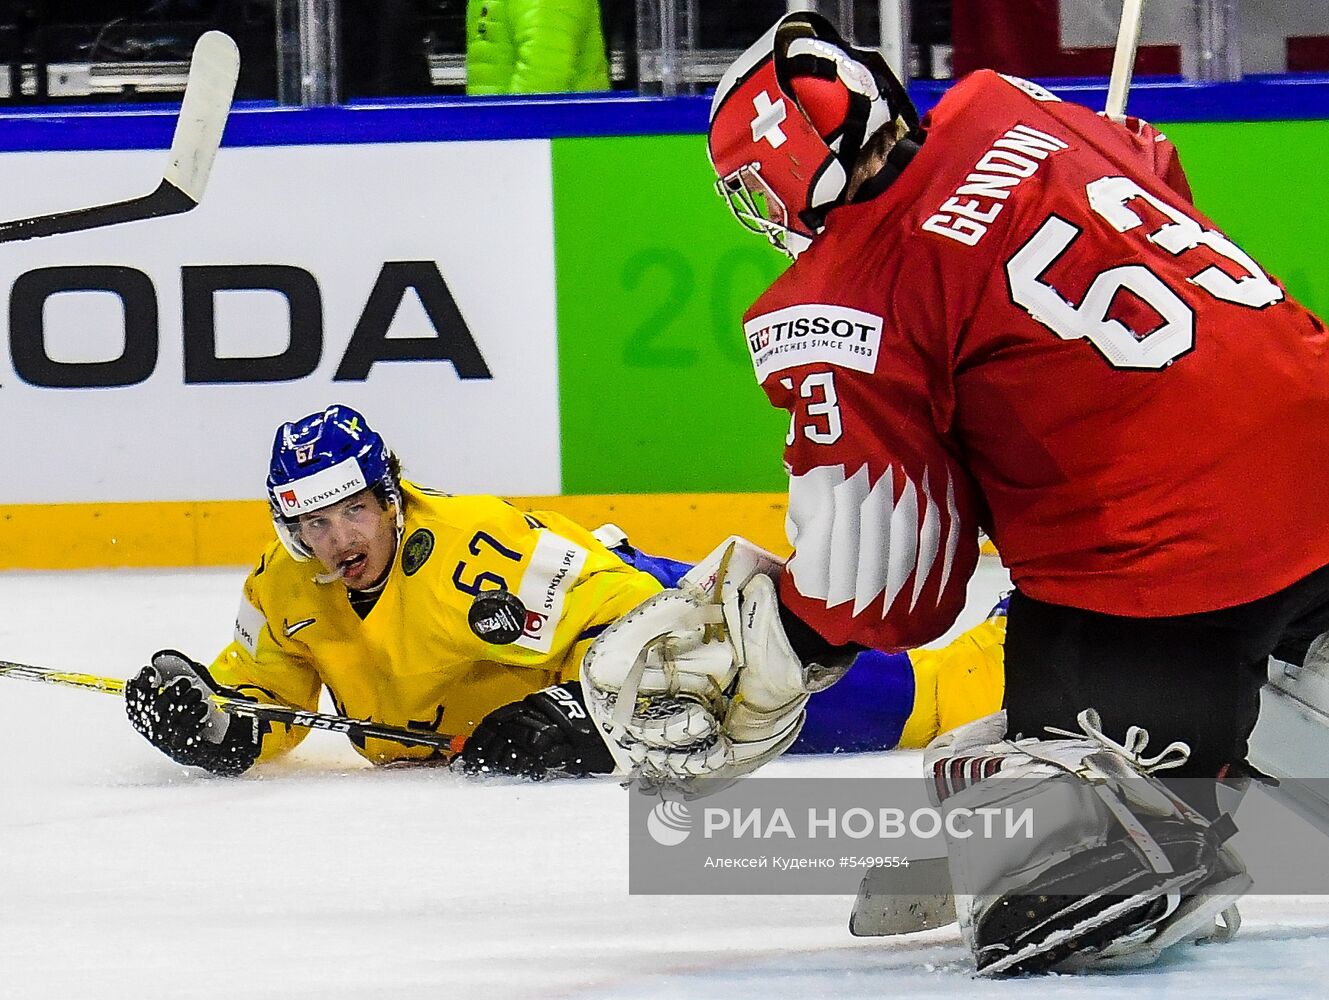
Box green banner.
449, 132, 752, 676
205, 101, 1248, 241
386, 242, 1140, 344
552, 122, 1329, 496
552, 134, 788, 495
1160, 120, 1329, 319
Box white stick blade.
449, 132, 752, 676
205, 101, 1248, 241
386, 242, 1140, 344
164, 30, 240, 202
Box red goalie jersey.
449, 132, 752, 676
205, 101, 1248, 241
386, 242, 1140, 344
749, 70, 1329, 650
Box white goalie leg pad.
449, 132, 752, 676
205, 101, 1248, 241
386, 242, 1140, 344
581, 541, 812, 796
927, 710, 1250, 975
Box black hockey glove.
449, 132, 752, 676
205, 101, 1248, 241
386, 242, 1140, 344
456, 681, 615, 779
125, 650, 261, 777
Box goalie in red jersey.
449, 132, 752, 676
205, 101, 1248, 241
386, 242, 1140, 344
579, 11, 1329, 975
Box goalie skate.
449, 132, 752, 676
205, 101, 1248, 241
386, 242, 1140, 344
974, 816, 1234, 975
929, 710, 1252, 976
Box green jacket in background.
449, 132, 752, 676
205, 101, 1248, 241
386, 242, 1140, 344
466, 0, 611, 95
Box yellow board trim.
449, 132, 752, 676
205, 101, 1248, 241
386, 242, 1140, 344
0, 493, 795, 570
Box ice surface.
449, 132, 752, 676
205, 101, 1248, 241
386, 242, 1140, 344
1, 563, 1326, 998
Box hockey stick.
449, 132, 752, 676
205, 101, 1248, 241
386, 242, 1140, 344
848, 857, 956, 936
0, 659, 463, 755
222, 700, 465, 754
0, 662, 127, 695
1105, 0, 1146, 120
0, 30, 239, 244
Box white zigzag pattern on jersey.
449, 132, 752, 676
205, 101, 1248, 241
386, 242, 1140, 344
938, 472, 961, 607
786, 464, 957, 619
913, 472, 942, 612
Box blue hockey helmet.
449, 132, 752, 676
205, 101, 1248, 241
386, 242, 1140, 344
267, 404, 403, 561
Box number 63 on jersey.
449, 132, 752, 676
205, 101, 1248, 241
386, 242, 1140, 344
1006, 175, 1283, 370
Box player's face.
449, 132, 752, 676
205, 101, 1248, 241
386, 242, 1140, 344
297, 489, 397, 589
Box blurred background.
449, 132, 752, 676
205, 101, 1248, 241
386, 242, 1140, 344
0, 1, 1322, 106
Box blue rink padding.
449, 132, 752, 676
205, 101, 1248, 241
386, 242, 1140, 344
0, 75, 1326, 152
617, 545, 916, 755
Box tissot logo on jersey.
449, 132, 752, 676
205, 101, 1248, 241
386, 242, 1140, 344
744, 305, 884, 382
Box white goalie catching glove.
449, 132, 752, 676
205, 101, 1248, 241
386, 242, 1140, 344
581, 537, 848, 797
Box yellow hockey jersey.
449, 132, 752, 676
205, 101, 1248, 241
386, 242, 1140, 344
899, 611, 1006, 749
209, 482, 663, 765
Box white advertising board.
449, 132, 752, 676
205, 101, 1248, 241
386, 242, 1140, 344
0, 139, 560, 502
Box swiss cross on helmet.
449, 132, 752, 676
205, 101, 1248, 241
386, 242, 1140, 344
267, 404, 403, 561
708, 12, 919, 258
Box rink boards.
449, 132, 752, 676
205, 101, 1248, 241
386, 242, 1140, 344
0, 79, 1326, 569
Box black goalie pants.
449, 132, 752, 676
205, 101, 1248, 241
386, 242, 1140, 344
1002, 560, 1329, 816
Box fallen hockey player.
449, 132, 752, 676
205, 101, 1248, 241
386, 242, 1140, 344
124, 403, 1005, 779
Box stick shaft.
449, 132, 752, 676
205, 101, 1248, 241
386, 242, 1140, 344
1105, 0, 1147, 120
0, 660, 461, 754
0, 661, 125, 694
220, 701, 462, 753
